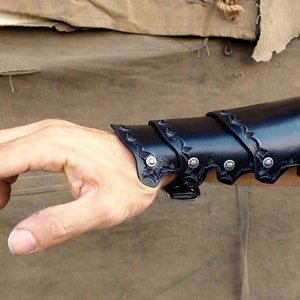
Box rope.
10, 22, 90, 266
216, 0, 244, 23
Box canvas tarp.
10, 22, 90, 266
0, 0, 299, 61
0, 26, 299, 300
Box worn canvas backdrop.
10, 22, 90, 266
0, 6, 299, 300
0, 0, 299, 61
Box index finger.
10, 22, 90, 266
0, 125, 69, 178
0, 119, 75, 144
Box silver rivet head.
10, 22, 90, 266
263, 157, 274, 169
224, 159, 235, 171
188, 157, 199, 169
146, 155, 157, 168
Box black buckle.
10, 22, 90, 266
163, 180, 200, 201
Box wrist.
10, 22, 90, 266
111, 124, 180, 188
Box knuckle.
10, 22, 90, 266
36, 210, 68, 242
38, 120, 77, 137
40, 119, 72, 127
38, 121, 74, 141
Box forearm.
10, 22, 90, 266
205, 168, 300, 186
113, 96, 300, 199
159, 168, 300, 193
3, 97, 300, 255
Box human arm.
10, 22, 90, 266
2, 97, 300, 256
0, 120, 175, 256
113, 96, 300, 199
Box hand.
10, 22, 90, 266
0, 120, 173, 255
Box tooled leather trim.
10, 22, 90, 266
151, 119, 251, 185
219, 110, 269, 160
214, 110, 300, 183
114, 125, 179, 187
153, 120, 202, 184
155, 120, 192, 163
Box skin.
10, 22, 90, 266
205, 168, 300, 186
0, 119, 298, 256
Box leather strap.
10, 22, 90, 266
208, 97, 300, 184
111, 124, 179, 187
150, 116, 251, 186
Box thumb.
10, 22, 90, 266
7, 193, 118, 256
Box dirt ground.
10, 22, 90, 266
0, 27, 299, 300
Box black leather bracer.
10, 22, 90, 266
112, 97, 300, 200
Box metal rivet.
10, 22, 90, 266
263, 157, 273, 169
224, 159, 235, 171
188, 157, 199, 169
146, 155, 157, 168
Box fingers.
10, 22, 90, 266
0, 122, 42, 143
0, 120, 75, 210
0, 120, 159, 256
0, 176, 18, 209
0, 181, 11, 209
0, 119, 75, 143
7, 191, 126, 256
0, 123, 73, 178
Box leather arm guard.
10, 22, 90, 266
112, 97, 300, 200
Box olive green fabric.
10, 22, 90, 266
0, 0, 257, 39
0, 1, 299, 61
0, 28, 299, 299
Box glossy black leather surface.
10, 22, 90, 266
150, 117, 252, 185
111, 124, 179, 187
208, 96, 300, 183
113, 96, 300, 198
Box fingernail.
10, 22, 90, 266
8, 229, 38, 255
